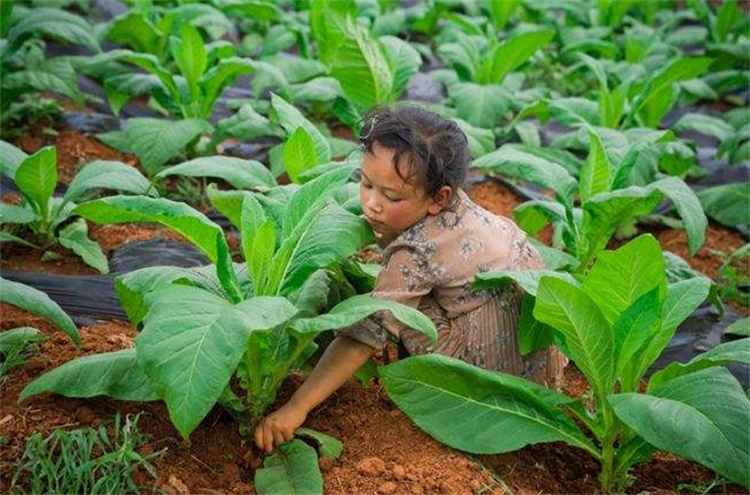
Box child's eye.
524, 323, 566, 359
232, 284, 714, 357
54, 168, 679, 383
362, 181, 372, 189
385, 194, 402, 202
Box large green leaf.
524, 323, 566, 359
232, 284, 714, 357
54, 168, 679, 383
282, 166, 355, 237
58, 219, 109, 274
107, 12, 161, 55
0, 277, 79, 345
449, 82, 508, 129
674, 113, 735, 142
292, 294, 437, 342
724, 318, 750, 337
648, 338, 750, 392
610, 368, 750, 488
472, 270, 579, 297
74, 196, 225, 264
697, 183, 749, 228
582, 234, 665, 324
380, 354, 596, 455
14, 146, 57, 219
295, 428, 343, 460
660, 277, 712, 331
275, 203, 372, 295
486, 0, 522, 30
623, 277, 712, 389
613, 289, 661, 380
244, 218, 275, 293
330, 16, 393, 110
114, 118, 213, 176
114, 265, 199, 326
0, 203, 38, 225
579, 128, 611, 204
283, 127, 318, 184
206, 184, 254, 229
138, 285, 296, 437
6, 7, 100, 52
489, 30, 554, 84
579, 186, 663, 268
63, 160, 153, 203
156, 156, 276, 190
199, 57, 256, 118
171, 24, 207, 101
254, 439, 323, 495
3, 58, 82, 103
472, 146, 576, 197
271, 93, 331, 164
633, 57, 713, 128
379, 35, 421, 98
534, 277, 615, 397
19, 349, 158, 403
650, 177, 707, 255
0, 140, 28, 179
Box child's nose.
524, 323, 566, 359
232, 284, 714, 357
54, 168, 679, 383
366, 196, 382, 213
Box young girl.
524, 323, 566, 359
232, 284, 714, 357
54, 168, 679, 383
254, 106, 565, 453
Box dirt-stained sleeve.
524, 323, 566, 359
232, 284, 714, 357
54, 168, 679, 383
337, 244, 434, 349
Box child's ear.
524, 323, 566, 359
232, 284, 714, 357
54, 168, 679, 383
427, 186, 453, 215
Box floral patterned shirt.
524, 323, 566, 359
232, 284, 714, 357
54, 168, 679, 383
340, 189, 566, 386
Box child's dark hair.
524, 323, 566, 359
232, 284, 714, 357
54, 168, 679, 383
358, 105, 470, 199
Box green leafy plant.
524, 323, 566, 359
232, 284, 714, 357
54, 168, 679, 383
539, 54, 713, 130
308, 7, 421, 126
0, 2, 99, 127
712, 243, 750, 309
105, 2, 232, 61
11, 413, 160, 495
382, 235, 750, 493
20, 168, 435, 493
0, 327, 45, 381
0, 141, 154, 273
88, 24, 245, 119
473, 127, 707, 271
675, 108, 750, 166
437, 27, 554, 128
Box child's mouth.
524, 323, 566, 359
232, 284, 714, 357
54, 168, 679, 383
365, 216, 386, 232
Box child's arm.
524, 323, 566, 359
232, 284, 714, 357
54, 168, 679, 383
254, 335, 375, 453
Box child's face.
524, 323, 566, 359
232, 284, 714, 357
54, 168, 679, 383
360, 142, 450, 241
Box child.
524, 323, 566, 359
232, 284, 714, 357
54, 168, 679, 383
254, 106, 566, 453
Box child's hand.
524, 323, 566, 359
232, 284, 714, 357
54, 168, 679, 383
254, 403, 308, 453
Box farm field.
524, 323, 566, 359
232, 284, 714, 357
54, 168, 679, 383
0, 1, 748, 494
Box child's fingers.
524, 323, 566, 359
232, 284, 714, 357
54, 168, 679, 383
256, 420, 274, 453
254, 421, 264, 450
272, 427, 286, 449
282, 428, 295, 443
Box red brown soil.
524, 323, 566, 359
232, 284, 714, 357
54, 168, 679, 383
2, 303, 743, 494
16, 122, 138, 185
653, 224, 747, 281
466, 180, 554, 245
642, 223, 749, 316
0, 305, 501, 495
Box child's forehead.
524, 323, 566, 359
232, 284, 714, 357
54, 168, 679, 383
362, 145, 419, 191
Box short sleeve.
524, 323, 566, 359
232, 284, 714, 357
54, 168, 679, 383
337, 245, 434, 349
